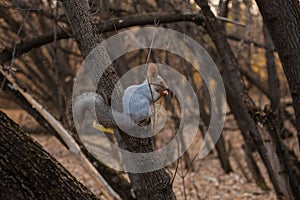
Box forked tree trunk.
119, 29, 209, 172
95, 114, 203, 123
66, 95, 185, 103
0, 111, 97, 200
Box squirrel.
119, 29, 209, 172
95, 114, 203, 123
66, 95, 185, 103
72, 63, 169, 134
122, 63, 169, 126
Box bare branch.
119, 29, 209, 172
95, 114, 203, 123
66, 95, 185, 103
1, 12, 202, 63
226, 33, 274, 50
0, 11, 275, 64
216, 16, 245, 27
0, 29, 70, 63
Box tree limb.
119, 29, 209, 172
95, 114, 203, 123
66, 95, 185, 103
0, 12, 202, 63
0, 11, 274, 64
0, 67, 121, 200
226, 33, 275, 51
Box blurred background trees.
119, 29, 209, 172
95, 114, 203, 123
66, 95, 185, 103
0, 0, 299, 199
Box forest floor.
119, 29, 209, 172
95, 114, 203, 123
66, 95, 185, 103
32, 132, 277, 200
4, 108, 280, 200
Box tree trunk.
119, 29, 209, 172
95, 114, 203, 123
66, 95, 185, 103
263, 24, 289, 139
255, 0, 300, 149
197, 84, 232, 173
61, 1, 176, 199
0, 111, 97, 200
195, 1, 296, 199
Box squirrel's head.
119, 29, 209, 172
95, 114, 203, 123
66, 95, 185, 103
147, 63, 169, 99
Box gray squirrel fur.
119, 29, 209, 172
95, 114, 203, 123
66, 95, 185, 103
123, 63, 168, 126
72, 63, 168, 130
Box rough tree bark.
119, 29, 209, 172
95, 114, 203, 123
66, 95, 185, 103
0, 111, 97, 200
263, 24, 288, 139
195, 1, 296, 199
255, 0, 300, 149
217, 0, 268, 189
61, 0, 176, 199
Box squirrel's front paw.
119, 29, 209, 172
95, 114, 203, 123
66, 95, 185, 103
137, 118, 151, 126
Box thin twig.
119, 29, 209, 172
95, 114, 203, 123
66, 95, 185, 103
0, 4, 31, 89
170, 157, 180, 186
179, 157, 187, 200
145, 20, 159, 130
9, 8, 30, 67
52, 1, 64, 119
216, 16, 245, 27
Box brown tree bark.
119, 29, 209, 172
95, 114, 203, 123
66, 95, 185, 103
0, 72, 68, 148
255, 0, 300, 149
0, 111, 97, 200
61, 0, 176, 199
263, 24, 289, 139
195, 1, 296, 199
197, 82, 233, 173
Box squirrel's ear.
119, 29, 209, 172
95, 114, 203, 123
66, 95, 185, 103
147, 63, 158, 81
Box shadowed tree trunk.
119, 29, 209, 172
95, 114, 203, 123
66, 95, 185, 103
256, 1, 300, 198
0, 110, 97, 200
195, 1, 296, 199
197, 83, 232, 173
255, 0, 300, 150
263, 24, 289, 139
